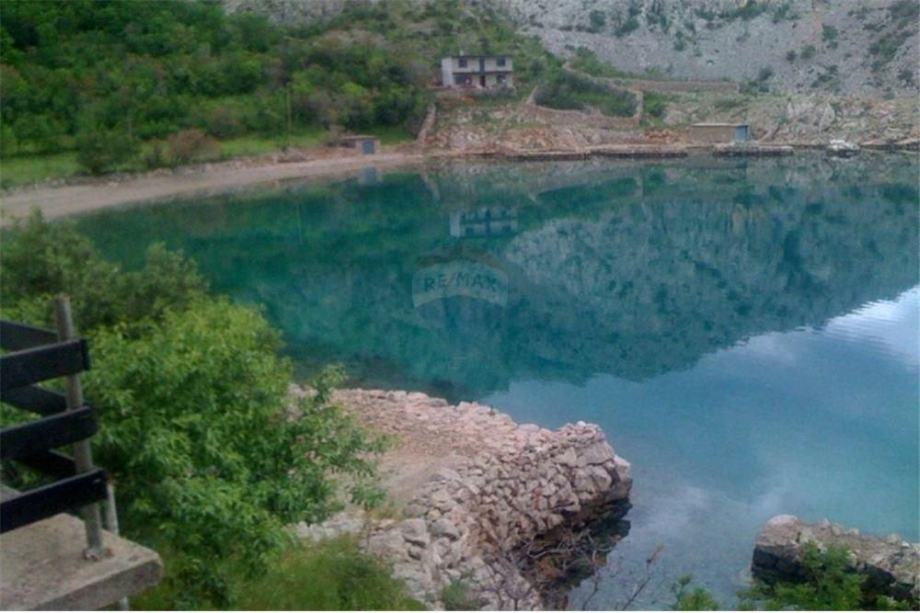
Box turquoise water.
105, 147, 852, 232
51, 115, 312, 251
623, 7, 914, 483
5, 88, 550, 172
77, 155, 919, 608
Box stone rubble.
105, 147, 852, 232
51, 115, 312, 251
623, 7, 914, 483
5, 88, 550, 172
752, 515, 920, 604
295, 387, 632, 610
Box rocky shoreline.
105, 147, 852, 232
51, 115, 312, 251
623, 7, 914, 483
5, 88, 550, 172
753, 515, 920, 604
294, 388, 632, 610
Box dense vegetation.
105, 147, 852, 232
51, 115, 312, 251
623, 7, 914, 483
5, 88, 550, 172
0, 0, 555, 183
0, 212, 407, 608
534, 70, 638, 118
0, 0, 427, 171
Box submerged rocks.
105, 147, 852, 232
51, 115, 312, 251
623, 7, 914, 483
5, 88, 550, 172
298, 387, 632, 609
753, 515, 920, 604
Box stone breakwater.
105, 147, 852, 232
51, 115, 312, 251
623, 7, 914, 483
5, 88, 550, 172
297, 388, 632, 610
753, 515, 920, 604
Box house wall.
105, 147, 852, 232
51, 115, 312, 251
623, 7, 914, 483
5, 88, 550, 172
446, 57, 513, 74
440, 58, 454, 88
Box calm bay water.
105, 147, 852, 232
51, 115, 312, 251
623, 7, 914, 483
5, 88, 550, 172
78, 155, 919, 608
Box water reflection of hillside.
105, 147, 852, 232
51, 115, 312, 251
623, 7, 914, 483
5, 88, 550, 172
77, 156, 919, 399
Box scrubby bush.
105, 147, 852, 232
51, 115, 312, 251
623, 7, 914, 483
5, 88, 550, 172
205, 105, 245, 139
442, 579, 479, 610
588, 9, 607, 33
75, 126, 139, 175
535, 71, 637, 117
165, 128, 219, 165
643, 92, 672, 122
615, 16, 641, 37
672, 575, 720, 610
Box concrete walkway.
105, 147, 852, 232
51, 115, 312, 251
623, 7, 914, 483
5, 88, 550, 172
0, 510, 162, 610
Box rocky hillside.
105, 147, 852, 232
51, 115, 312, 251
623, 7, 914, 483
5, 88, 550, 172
225, 0, 918, 96
491, 0, 919, 96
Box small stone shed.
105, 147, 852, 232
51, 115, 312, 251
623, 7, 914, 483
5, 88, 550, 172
688, 123, 751, 144
337, 135, 379, 155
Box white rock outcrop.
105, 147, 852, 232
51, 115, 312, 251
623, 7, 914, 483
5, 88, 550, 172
297, 388, 632, 610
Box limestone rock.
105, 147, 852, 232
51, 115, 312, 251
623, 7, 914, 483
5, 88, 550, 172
296, 386, 632, 610
753, 515, 920, 603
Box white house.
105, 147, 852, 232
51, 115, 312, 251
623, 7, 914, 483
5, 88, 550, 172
440, 54, 514, 89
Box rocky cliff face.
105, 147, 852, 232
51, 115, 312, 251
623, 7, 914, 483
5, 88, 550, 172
223, 0, 918, 96
492, 0, 919, 96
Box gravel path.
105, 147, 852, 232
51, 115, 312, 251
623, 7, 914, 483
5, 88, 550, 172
1, 151, 425, 223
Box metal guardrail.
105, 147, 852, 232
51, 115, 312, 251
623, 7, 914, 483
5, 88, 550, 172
0, 300, 107, 556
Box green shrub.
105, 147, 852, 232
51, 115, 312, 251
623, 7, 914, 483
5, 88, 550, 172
786, 49, 797, 62
75, 126, 139, 175
889, 0, 919, 26
822, 25, 839, 48
772, 2, 798, 23
869, 28, 911, 70
644, 92, 671, 120
442, 579, 479, 610
0, 212, 385, 608
615, 16, 641, 37
801, 44, 817, 60
672, 575, 719, 610
588, 10, 606, 33
535, 71, 637, 117
674, 31, 688, 52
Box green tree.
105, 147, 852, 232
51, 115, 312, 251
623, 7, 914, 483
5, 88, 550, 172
0, 212, 384, 607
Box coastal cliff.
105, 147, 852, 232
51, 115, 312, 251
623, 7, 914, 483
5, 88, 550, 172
294, 388, 632, 609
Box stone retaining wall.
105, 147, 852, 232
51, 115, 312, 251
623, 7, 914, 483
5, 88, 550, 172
753, 515, 919, 604
522, 102, 639, 130
607, 77, 739, 94
416, 103, 438, 147
298, 389, 632, 610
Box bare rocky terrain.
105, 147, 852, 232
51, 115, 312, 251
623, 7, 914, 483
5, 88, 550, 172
294, 387, 632, 609
493, 0, 919, 96
225, 0, 919, 96
222, 0, 919, 151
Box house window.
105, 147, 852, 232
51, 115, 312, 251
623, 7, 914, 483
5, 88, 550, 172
458, 57, 468, 68
497, 57, 506, 67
